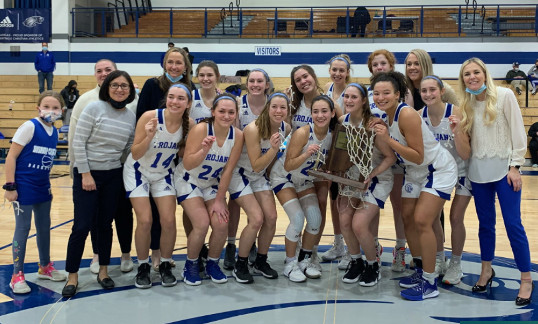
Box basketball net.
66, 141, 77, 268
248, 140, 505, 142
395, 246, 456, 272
339, 123, 376, 209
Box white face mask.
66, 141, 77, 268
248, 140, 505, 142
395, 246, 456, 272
514, 67, 519, 72
39, 110, 62, 123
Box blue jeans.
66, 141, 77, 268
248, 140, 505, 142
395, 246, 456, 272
471, 176, 531, 272
12, 200, 52, 274
38, 71, 53, 93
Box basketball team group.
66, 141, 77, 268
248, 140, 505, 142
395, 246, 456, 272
4, 46, 533, 305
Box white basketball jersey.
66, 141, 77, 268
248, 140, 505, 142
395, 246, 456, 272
326, 83, 344, 109
177, 123, 235, 188
368, 87, 388, 123
389, 103, 442, 167
238, 95, 260, 130
236, 121, 286, 178
421, 103, 467, 176
190, 89, 212, 124
288, 124, 332, 182
126, 109, 182, 178
291, 98, 312, 131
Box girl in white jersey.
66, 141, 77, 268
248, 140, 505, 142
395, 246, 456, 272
371, 71, 457, 301
124, 84, 193, 289
175, 93, 243, 286
190, 60, 220, 124
337, 83, 395, 287
418, 76, 472, 285
228, 92, 291, 283
320, 54, 352, 264
365, 49, 404, 272
270, 95, 337, 282
225, 68, 272, 271
289, 65, 342, 273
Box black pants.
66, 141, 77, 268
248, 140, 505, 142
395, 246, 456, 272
529, 140, 538, 165
90, 167, 133, 255
66, 168, 123, 273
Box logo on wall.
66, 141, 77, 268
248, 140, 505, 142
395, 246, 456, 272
23, 16, 44, 28
0, 16, 14, 28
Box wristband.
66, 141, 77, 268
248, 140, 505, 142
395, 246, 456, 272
2, 182, 17, 191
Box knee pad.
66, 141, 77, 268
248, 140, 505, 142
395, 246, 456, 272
300, 194, 322, 235
282, 198, 305, 242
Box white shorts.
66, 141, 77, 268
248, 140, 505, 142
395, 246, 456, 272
228, 167, 254, 200
123, 162, 175, 198
175, 176, 219, 203
455, 176, 473, 197
270, 168, 314, 194
341, 165, 393, 208
401, 150, 457, 200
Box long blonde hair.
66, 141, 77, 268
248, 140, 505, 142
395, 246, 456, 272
458, 57, 498, 135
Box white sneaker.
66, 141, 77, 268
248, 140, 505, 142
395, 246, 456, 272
37, 262, 66, 281
10, 272, 31, 294
298, 257, 321, 279
321, 241, 346, 261
310, 253, 322, 273
435, 257, 448, 277
120, 258, 134, 273
442, 259, 463, 285
391, 246, 407, 272
337, 252, 351, 270
283, 260, 306, 283
89, 261, 100, 274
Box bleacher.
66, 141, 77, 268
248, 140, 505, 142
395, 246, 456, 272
0, 75, 536, 160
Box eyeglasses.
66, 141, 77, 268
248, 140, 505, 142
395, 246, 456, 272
110, 83, 130, 90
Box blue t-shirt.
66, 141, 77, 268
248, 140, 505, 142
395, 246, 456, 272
15, 119, 58, 205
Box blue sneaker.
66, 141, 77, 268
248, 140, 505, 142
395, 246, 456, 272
206, 259, 228, 283
401, 277, 439, 301
183, 259, 202, 286
399, 267, 423, 288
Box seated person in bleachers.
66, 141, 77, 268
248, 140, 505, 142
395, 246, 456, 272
506, 61, 527, 95
528, 121, 538, 168
527, 59, 538, 96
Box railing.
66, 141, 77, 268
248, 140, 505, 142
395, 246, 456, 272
71, 4, 537, 38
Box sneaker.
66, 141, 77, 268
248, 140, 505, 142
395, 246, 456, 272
533, 164, 538, 169
310, 250, 322, 273
89, 260, 100, 274
337, 252, 352, 270
342, 258, 365, 284
120, 258, 134, 273
205, 259, 228, 283
135, 263, 152, 289
399, 268, 423, 288
159, 261, 177, 287
233, 261, 253, 284
38, 262, 66, 281
183, 260, 202, 286
516, 87, 522, 95
435, 257, 448, 277
298, 256, 321, 279
223, 243, 236, 270
532, 89, 537, 95
321, 240, 346, 261
283, 260, 306, 283
10, 271, 31, 294
442, 259, 463, 285
401, 277, 439, 301
391, 247, 407, 272
253, 256, 278, 279
375, 243, 383, 265
359, 262, 381, 287
248, 243, 257, 266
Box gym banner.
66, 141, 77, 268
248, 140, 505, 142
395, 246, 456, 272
0, 9, 50, 43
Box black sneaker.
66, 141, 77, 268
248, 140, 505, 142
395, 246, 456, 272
233, 260, 254, 284
159, 261, 177, 287
135, 263, 152, 289
248, 243, 257, 266
342, 258, 364, 284
359, 262, 380, 287
223, 243, 236, 270
253, 256, 278, 279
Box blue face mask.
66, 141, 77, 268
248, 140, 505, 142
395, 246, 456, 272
165, 72, 183, 83
42, 47, 48, 51
465, 83, 487, 95
39, 110, 62, 123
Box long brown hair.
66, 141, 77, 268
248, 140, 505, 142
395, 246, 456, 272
256, 92, 289, 140
165, 84, 192, 149
156, 47, 192, 93
290, 64, 322, 115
